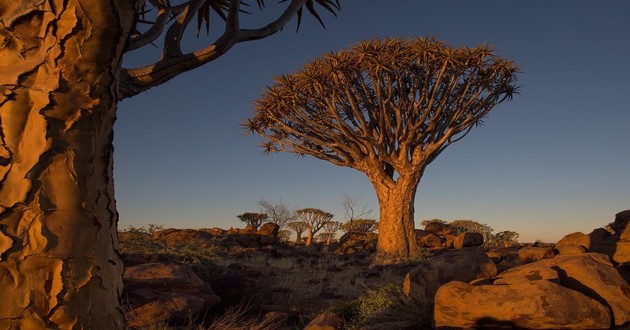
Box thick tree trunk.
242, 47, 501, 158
371, 174, 421, 265
305, 227, 314, 246
0, 1, 134, 328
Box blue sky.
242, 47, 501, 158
116, 1, 629, 242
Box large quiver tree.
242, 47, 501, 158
247, 37, 518, 264
0, 0, 339, 328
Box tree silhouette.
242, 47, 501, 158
247, 37, 518, 264
296, 208, 333, 245
258, 199, 294, 229
0, 0, 340, 327
237, 212, 269, 229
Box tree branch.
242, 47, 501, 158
118, 0, 308, 100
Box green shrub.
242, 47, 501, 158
329, 284, 427, 329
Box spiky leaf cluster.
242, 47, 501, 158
247, 37, 518, 180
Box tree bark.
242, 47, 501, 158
0, 1, 135, 328
295, 231, 303, 243
305, 227, 314, 246
371, 174, 421, 265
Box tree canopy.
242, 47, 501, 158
246, 37, 518, 181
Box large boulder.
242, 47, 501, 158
257, 222, 280, 236
403, 249, 496, 315
434, 280, 611, 329
493, 253, 630, 326
415, 229, 442, 248
453, 232, 483, 249
556, 229, 610, 251
518, 246, 555, 263
123, 262, 221, 328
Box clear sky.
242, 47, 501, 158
116, 1, 629, 243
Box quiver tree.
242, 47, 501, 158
287, 221, 308, 243
237, 212, 269, 229
296, 208, 333, 245
246, 37, 518, 264
0, 0, 339, 327
342, 218, 378, 234
323, 221, 342, 244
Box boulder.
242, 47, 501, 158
493, 253, 630, 326
243, 224, 258, 233
613, 209, 630, 239
591, 234, 630, 264
403, 249, 496, 315
556, 243, 588, 255
434, 280, 611, 329
415, 229, 442, 248
123, 262, 221, 328
303, 312, 344, 330
335, 232, 377, 255
493, 264, 560, 285
453, 232, 483, 249
518, 246, 555, 263
424, 222, 453, 236
556, 229, 610, 250
556, 232, 589, 248
257, 222, 280, 236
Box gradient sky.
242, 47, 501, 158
116, 1, 629, 242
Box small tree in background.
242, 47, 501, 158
258, 199, 295, 229
247, 37, 518, 264
323, 221, 343, 245
492, 230, 520, 248
237, 213, 269, 229
342, 219, 379, 234
287, 221, 308, 243
296, 208, 334, 245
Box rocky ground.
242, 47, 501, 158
119, 210, 630, 329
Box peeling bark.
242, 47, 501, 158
0, 0, 135, 328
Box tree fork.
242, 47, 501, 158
0, 0, 135, 328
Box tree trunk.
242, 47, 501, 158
371, 174, 421, 265
326, 232, 333, 245
295, 231, 303, 243
305, 227, 314, 246
0, 1, 135, 328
